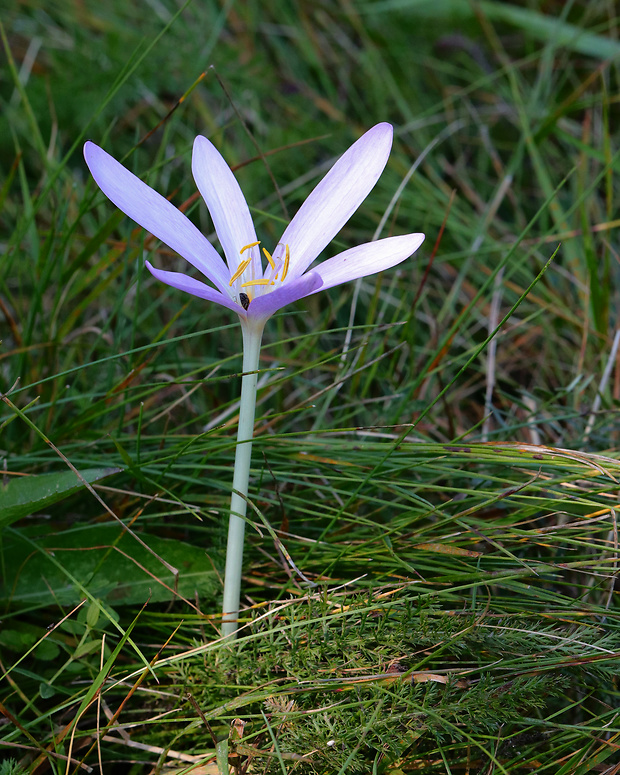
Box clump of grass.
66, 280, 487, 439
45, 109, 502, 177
188, 591, 613, 773
0, 761, 26, 775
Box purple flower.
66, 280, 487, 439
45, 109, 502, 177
83, 123, 424, 330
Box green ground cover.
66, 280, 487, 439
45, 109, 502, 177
1, 0, 620, 772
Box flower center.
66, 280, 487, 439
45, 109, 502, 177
229, 241, 291, 309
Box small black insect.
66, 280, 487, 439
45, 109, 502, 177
239, 293, 250, 310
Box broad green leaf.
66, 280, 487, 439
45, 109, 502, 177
85, 601, 101, 629
74, 639, 104, 659
1, 523, 219, 609
39, 682, 56, 699
0, 467, 120, 528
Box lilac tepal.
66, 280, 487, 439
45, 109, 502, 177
83, 123, 425, 333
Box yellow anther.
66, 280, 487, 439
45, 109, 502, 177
281, 244, 290, 281
240, 241, 260, 254
241, 278, 271, 287
229, 258, 251, 286
262, 247, 275, 270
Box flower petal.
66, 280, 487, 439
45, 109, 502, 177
279, 123, 394, 280
192, 135, 259, 276
84, 142, 230, 293
245, 272, 323, 321
145, 261, 243, 314
305, 233, 425, 295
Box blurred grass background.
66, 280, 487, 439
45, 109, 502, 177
1, 0, 620, 772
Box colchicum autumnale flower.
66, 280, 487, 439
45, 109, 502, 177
84, 122, 424, 636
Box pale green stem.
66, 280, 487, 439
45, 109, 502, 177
221, 321, 264, 638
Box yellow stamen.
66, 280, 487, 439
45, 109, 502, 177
241, 278, 271, 287
229, 258, 251, 286
281, 244, 290, 281
262, 247, 275, 270
240, 241, 260, 254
